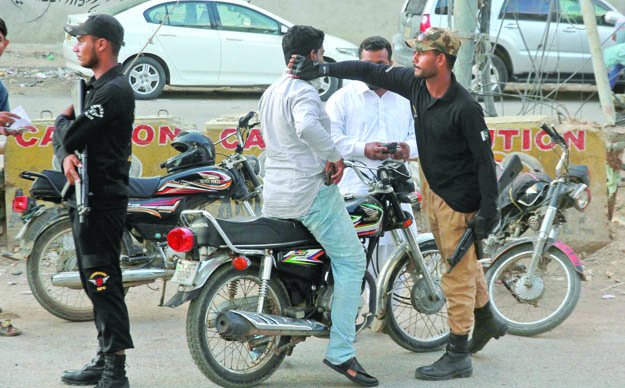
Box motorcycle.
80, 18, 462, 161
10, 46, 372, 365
11, 112, 263, 322
481, 123, 590, 336
165, 159, 446, 387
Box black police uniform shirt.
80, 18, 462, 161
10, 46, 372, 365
53, 64, 135, 210
324, 61, 498, 219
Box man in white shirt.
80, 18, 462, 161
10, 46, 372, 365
259, 25, 378, 387
326, 36, 418, 274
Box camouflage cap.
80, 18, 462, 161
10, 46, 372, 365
405, 27, 460, 56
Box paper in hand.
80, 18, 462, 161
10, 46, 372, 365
8, 106, 33, 132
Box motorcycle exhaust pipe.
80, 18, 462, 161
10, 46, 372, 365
216, 311, 330, 337
51, 269, 175, 288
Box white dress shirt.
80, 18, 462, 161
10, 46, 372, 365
326, 80, 417, 196
259, 73, 341, 219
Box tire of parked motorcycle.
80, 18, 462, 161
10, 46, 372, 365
27, 218, 95, 322
185, 264, 291, 388
385, 239, 450, 352
485, 245, 582, 337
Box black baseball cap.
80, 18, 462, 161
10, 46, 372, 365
64, 14, 125, 46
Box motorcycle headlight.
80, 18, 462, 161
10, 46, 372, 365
572, 184, 591, 211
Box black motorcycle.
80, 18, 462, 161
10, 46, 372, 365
165, 159, 444, 387
11, 112, 263, 322
480, 123, 591, 336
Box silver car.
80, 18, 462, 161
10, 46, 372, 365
393, 0, 622, 91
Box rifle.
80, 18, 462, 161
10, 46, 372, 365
61, 79, 90, 224
446, 154, 523, 273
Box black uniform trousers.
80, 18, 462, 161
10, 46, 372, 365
69, 205, 134, 354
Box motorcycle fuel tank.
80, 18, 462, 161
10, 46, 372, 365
345, 195, 384, 237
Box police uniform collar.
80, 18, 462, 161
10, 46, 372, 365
438, 72, 459, 102
89, 64, 123, 89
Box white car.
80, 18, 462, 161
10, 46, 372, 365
63, 0, 358, 100
392, 0, 623, 91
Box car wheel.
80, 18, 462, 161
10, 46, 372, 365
124, 56, 166, 100
489, 55, 508, 94
317, 74, 340, 101
471, 54, 508, 97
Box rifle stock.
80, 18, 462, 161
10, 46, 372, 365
446, 154, 523, 273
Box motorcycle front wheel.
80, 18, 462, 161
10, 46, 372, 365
27, 218, 94, 321
385, 239, 450, 352
186, 264, 290, 388
486, 244, 581, 336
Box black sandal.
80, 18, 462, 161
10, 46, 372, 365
323, 357, 379, 387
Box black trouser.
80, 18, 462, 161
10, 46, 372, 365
70, 206, 134, 354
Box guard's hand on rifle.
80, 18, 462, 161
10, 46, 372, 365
287, 55, 329, 80
63, 154, 82, 185
61, 105, 75, 120
467, 214, 497, 240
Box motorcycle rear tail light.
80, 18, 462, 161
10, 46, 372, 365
167, 227, 195, 252
12, 196, 31, 213
419, 14, 431, 33
232, 256, 250, 270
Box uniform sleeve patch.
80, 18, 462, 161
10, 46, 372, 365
85, 104, 104, 120
481, 129, 490, 142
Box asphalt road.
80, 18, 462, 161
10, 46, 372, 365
2, 254, 625, 388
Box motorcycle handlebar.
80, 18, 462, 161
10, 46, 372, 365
540, 123, 567, 148
238, 111, 255, 128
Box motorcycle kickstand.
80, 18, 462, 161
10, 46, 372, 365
159, 279, 168, 306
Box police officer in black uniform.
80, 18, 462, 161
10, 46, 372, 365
53, 14, 135, 388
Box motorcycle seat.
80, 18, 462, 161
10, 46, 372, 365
197, 216, 318, 249
128, 177, 161, 198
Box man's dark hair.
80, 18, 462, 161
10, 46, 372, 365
433, 49, 456, 70
0, 18, 7, 38
358, 36, 392, 60
282, 25, 324, 65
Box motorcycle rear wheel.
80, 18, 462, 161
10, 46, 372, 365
186, 264, 290, 388
486, 244, 581, 336
385, 239, 450, 352
27, 219, 94, 321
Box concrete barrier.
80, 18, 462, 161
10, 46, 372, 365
486, 116, 609, 253
3, 114, 609, 256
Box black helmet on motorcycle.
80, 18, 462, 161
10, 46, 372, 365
163, 131, 216, 173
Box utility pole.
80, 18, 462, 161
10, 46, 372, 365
453, 0, 477, 88
580, 0, 616, 125
479, 0, 497, 117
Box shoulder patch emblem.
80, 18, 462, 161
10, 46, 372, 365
84, 104, 104, 120
481, 129, 490, 142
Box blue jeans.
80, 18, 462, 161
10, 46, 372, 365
299, 184, 366, 364
610, 63, 624, 90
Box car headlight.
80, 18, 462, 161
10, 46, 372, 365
571, 184, 591, 211
336, 47, 358, 57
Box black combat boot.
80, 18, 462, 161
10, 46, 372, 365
94, 354, 129, 388
61, 353, 105, 385
468, 301, 508, 354
415, 333, 473, 381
